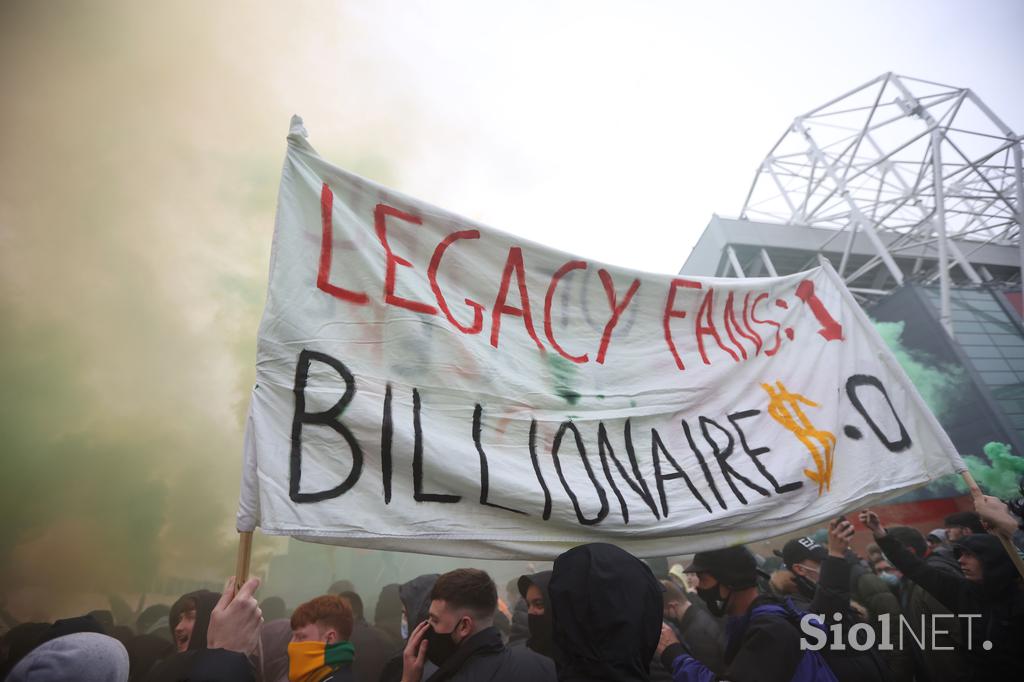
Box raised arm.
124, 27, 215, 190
859, 510, 969, 616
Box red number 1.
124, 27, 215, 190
795, 280, 844, 341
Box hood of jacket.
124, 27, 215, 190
957, 534, 1020, 596
169, 589, 220, 651
399, 574, 440, 633
549, 543, 663, 682
518, 570, 556, 659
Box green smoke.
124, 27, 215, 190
873, 320, 965, 419
872, 320, 1023, 500
951, 442, 1024, 499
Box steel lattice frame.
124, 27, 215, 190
739, 72, 1023, 332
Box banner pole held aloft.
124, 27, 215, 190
234, 531, 254, 594
960, 470, 1024, 581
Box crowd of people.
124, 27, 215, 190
2, 489, 1023, 682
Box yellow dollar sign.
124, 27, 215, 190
760, 380, 836, 495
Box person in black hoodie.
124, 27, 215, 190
517, 570, 556, 661
144, 587, 233, 681
548, 543, 663, 682
884, 525, 970, 682
168, 590, 221, 654
145, 575, 265, 682
379, 574, 440, 682
400, 568, 555, 682
861, 508, 1024, 681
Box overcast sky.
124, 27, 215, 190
329, 0, 1024, 275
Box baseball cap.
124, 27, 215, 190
683, 546, 763, 588
774, 536, 828, 568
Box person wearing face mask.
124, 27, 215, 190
862, 508, 1024, 681
659, 521, 891, 682
378, 574, 440, 682
656, 544, 829, 682
774, 524, 897, 682
660, 580, 725, 677
400, 568, 555, 682
516, 571, 556, 660
287, 595, 356, 682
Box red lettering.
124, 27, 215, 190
544, 260, 589, 363
491, 247, 545, 352
596, 269, 640, 365
751, 293, 782, 356
375, 203, 437, 315
662, 278, 702, 370
317, 183, 369, 305
795, 280, 844, 341
741, 292, 764, 354
695, 289, 740, 364
428, 230, 485, 334
724, 291, 762, 360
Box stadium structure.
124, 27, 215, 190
680, 73, 1023, 532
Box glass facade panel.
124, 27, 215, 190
991, 334, 1024, 348
956, 333, 992, 345
972, 358, 1011, 372
963, 345, 1001, 358
921, 286, 1024, 446
980, 371, 1016, 385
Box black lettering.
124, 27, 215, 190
651, 428, 712, 515
846, 375, 912, 452
552, 421, 609, 526
474, 404, 527, 515
381, 383, 393, 503
700, 416, 770, 505
597, 420, 660, 523
412, 388, 461, 503
682, 418, 727, 510
290, 349, 363, 503
728, 409, 803, 494
529, 419, 553, 520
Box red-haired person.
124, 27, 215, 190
289, 595, 356, 682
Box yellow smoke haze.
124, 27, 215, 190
0, 0, 436, 619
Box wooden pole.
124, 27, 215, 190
960, 470, 1024, 581
235, 530, 254, 593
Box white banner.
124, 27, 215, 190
236, 116, 963, 559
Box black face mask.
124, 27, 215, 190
527, 613, 555, 658
793, 573, 817, 599
696, 585, 730, 617
424, 624, 461, 667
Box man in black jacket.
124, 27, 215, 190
861, 508, 1024, 681
660, 579, 725, 676
400, 568, 555, 682
884, 525, 970, 682
656, 544, 806, 682
658, 519, 889, 682
775, 530, 895, 682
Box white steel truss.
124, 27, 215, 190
739, 73, 1023, 332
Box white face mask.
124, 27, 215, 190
795, 563, 820, 580
400, 615, 409, 640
